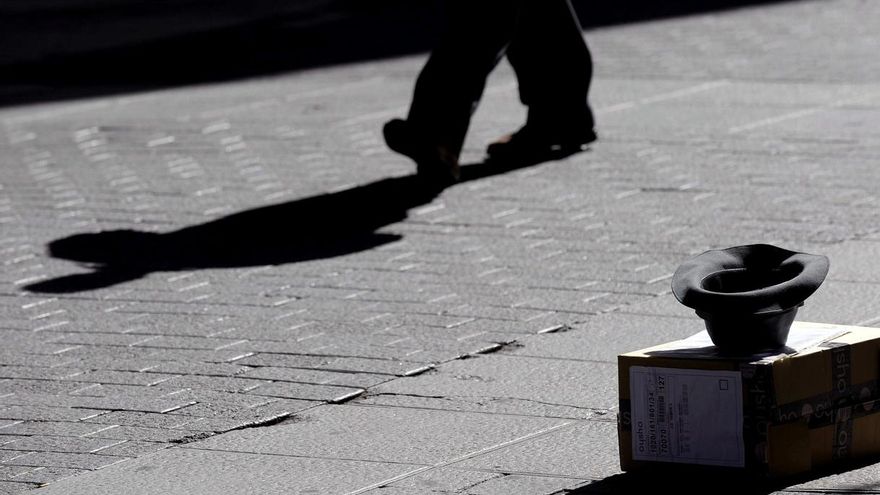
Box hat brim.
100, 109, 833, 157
671, 244, 829, 315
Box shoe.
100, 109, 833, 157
485, 125, 596, 167
383, 119, 460, 185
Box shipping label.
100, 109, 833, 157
630, 366, 744, 467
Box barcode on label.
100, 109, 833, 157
657, 394, 667, 424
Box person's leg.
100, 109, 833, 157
507, 0, 594, 137
385, 0, 522, 183
486, 0, 594, 165
405, 0, 519, 156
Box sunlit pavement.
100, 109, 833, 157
1, 1, 880, 493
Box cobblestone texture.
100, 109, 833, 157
1, 0, 880, 493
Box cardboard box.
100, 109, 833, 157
618, 322, 880, 476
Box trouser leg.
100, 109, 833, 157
406, 0, 520, 156
506, 0, 594, 136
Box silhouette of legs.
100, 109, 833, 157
384, 1, 515, 183
487, 0, 596, 166
506, 0, 594, 140
406, 1, 517, 157
384, 0, 595, 179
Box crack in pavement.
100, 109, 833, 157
365, 392, 612, 417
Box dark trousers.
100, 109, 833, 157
407, 0, 594, 157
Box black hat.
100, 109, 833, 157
672, 244, 829, 352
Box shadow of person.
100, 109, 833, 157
567, 455, 880, 495
24, 160, 523, 293
569, 470, 784, 495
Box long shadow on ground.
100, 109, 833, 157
25, 161, 516, 294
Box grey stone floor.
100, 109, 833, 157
2, 0, 880, 493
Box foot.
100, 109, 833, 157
486, 125, 596, 167
383, 119, 460, 185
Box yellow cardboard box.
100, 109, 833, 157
618, 322, 880, 476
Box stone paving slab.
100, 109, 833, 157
799, 280, 880, 326
359, 353, 617, 420
31, 448, 420, 495
512, 312, 706, 363
452, 421, 620, 481
188, 403, 568, 465
0, 482, 37, 495
364, 468, 589, 495
1, 0, 879, 493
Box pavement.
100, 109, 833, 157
1, 0, 880, 493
